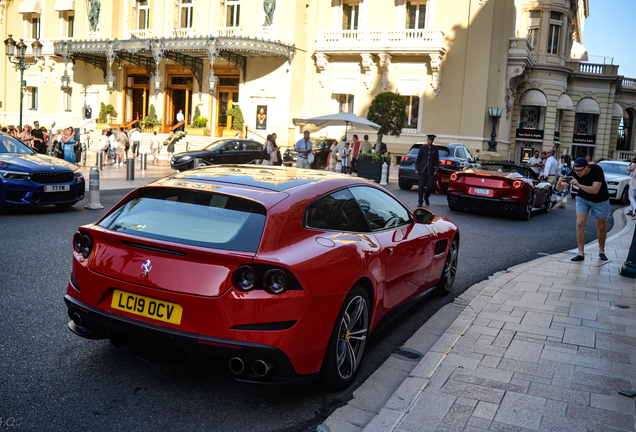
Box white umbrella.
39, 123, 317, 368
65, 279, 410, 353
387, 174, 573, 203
302, 113, 380, 140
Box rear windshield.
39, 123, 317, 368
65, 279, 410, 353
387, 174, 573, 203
408, 146, 449, 157
98, 188, 267, 252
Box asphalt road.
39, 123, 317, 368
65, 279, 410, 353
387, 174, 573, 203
0, 184, 621, 432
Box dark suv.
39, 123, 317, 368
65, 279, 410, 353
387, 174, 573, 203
398, 143, 480, 193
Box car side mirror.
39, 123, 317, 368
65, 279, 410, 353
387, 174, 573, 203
414, 208, 435, 224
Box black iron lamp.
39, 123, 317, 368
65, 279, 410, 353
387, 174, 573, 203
4, 36, 43, 129
487, 107, 504, 152
207, 72, 218, 95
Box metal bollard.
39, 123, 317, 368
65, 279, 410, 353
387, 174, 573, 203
335, 160, 342, 173
140, 153, 147, 170
126, 158, 135, 180
85, 167, 104, 210
186, 141, 189, 152
96, 151, 103, 169
380, 162, 389, 185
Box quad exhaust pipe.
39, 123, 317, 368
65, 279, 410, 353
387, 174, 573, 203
228, 357, 273, 377
252, 360, 273, 377
229, 357, 245, 374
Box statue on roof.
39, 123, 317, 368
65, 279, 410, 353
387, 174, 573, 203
88, 0, 100, 33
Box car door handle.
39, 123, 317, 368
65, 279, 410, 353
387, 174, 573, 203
386, 248, 393, 256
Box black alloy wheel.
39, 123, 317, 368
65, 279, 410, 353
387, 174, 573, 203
436, 237, 458, 296
621, 187, 629, 205
520, 192, 533, 221
321, 285, 370, 389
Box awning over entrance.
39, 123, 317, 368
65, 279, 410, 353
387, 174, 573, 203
53, 36, 295, 96
54, 0, 74, 11
613, 103, 624, 120
18, 0, 42, 14
576, 98, 600, 114
557, 93, 574, 110
519, 89, 547, 107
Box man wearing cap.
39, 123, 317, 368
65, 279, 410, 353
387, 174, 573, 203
294, 130, 313, 169
556, 157, 610, 261
415, 134, 440, 207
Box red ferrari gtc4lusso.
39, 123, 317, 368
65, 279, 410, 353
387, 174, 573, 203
65, 165, 459, 387
447, 162, 552, 220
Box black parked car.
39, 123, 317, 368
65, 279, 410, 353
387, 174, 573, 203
398, 142, 480, 193
282, 138, 338, 169
170, 139, 264, 171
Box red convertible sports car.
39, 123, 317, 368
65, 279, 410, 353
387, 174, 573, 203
447, 162, 552, 220
65, 165, 459, 387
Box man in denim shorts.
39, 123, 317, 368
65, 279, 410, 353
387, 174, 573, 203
556, 157, 610, 261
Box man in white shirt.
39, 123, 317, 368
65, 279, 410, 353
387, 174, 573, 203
527, 150, 544, 176
543, 149, 559, 185
294, 130, 313, 169
176, 110, 185, 131
130, 127, 143, 158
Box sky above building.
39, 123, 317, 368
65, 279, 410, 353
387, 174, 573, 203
582, 0, 636, 78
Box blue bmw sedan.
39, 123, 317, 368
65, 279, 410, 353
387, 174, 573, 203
0, 133, 85, 207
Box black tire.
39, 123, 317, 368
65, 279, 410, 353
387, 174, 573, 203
436, 237, 458, 296
620, 187, 629, 205
448, 201, 463, 212
520, 192, 533, 221
398, 179, 412, 190
321, 285, 370, 389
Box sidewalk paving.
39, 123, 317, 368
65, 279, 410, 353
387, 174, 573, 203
320, 208, 636, 432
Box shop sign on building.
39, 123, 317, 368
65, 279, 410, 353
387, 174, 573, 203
516, 129, 544, 140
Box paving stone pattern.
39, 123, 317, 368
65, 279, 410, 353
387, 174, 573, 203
377, 218, 636, 432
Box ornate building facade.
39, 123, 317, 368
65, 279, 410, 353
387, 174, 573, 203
1, 0, 635, 161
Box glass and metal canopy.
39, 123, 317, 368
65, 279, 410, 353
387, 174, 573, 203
54, 36, 295, 95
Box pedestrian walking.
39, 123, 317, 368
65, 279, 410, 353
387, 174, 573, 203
556, 157, 611, 261
262, 134, 274, 166
60, 127, 76, 164
626, 156, 636, 217
341, 141, 351, 174
31, 121, 46, 154
553, 154, 572, 209
294, 130, 312, 169
167, 131, 176, 162
130, 127, 142, 158
415, 134, 440, 207
527, 150, 544, 176
150, 131, 160, 164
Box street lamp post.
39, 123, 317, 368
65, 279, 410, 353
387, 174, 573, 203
4, 35, 43, 129
487, 107, 504, 152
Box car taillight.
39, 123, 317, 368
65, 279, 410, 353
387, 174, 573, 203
402, 156, 410, 162
263, 269, 289, 294
441, 160, 452, 165
232, 266, 257, 291
513, 180, 522, 188
450, 173, 458, 181
80, 232, 93, 258
73, 232, 82, 253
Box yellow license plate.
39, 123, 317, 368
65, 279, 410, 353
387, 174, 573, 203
111, 289, 183, 325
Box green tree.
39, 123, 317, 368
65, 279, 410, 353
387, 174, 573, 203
143, 104, 161, 127
366, 92, 407, 145
225, 104, 244, 131
193, 106, 201, 121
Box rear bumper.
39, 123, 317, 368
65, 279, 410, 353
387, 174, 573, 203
65, 295, 313, 384
447, 191, 523, 213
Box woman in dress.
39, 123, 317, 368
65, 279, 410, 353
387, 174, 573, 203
262, 134, 273, 165
115, 127, 127, 166
553, 154, 572, 209
167, 131, 176, 162
19, 125, 33, 148
626, 157, 636, 217
60, 127, 76, 164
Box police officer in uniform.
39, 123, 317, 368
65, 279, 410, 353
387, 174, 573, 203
415, 134, 440, 207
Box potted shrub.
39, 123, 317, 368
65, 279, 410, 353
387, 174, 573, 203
142, 104, 162, 132
225, 104, 244, 138
357, 92, 405, 181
